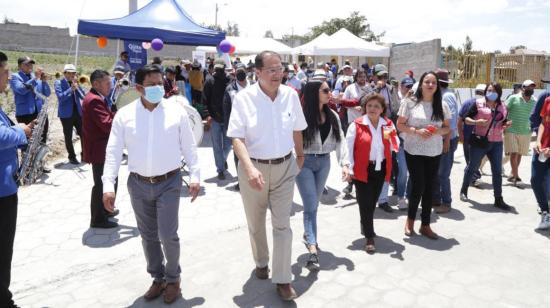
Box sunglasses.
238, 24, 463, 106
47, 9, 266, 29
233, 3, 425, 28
320, 88, 330, 94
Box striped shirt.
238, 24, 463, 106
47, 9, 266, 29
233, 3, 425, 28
505, 94, 536, 135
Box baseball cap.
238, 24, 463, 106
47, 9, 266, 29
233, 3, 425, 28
312, 69, 327, 80
374, 64, 388, 76
475, 84, 486, 92
63, 64, 77, 73
214, 58, 225, 69
435, 68, 453, 83
18, 56, 35, 65
342, 64, 352, 70
235, 63, 246, 71
401, 77, 414, 88
113, 66, 125, 74
522, 79, 535, 87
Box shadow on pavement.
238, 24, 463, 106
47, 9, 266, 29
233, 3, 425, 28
464, 199, 519, 214
203, 173, 237, 187
233, 271, 297, 308
347, 236, 405, 260
373, 208, 407, 220
320, 186, 341, 205
290, 202, 304, 217
535, 229, 550, 239
434, 208, 466, 221
126, 295, 205, 308
82, 224, 139, 248
403, 234, 460, 251
180, 185, 206, 198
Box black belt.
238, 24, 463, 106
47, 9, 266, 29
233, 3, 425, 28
369, 159, 385, 165
251, 152, 292, 165
306, 153, 329, 157
131, 168, 179, 184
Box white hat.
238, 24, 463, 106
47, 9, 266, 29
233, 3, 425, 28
522, 79, 535, 87
475, 84, 486, 92
63, 64, 77, 72
342, 64, 352, 70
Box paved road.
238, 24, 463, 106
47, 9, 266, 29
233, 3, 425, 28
11, 139, 550, 307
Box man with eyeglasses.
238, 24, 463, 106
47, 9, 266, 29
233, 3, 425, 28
227, 50, 307, 301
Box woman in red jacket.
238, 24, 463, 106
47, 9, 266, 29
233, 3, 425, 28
343, 93, 398, 253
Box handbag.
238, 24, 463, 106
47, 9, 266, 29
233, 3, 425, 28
470, 110, 496, 149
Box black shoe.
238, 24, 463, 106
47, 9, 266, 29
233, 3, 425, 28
106, 209, 120, 217
494, 197, 511, 211
69, 157, 80, 165
217, 172, 226, 180
343, 183, 353, 194
42, 167, 51, 173
224, 161, 228, 170
233, 183, 240, 191
379, 202, 393, 213
90, 221, 118, 228
305, 253, 319, 269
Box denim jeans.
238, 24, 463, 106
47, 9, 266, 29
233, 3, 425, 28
531, 153, 550, 212
210, 120, 232, 173
377, 181, 390, 204
296, 154, 331, 245
463, 136, 481, 181
397, 145, 408, 198
433, 137, 458, 205
461, 141, 503, 197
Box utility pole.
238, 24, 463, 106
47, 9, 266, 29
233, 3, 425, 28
215, 3, 227, 27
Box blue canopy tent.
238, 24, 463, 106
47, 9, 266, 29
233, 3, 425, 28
77, 0, 225, 46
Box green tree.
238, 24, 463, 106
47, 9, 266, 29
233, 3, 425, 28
309, 11, 384, 42
264, 30, 274, 38
225, 21, 240, 36
510, 45, 527, 53
463, 35, 473, 53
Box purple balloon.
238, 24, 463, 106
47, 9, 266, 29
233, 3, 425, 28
219, 39, 232, 53
151, 38, 164, 51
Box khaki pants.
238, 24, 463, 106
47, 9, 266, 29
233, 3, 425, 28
238, 156, 297, 284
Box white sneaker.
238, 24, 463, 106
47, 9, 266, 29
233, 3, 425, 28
537, 212, 550, 230
398, 198, 408, 210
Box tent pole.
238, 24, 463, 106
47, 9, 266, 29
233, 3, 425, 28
74, 34, 80, 67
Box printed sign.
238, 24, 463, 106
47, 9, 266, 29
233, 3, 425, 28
124, 40, 148, 71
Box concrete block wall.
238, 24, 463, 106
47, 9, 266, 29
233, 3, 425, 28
389, 39, 441, 80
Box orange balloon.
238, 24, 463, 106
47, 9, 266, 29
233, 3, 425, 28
97, 36, 108, 48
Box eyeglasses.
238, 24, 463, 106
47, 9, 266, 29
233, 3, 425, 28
261, 66, 284, 75
320, 88, 330, 94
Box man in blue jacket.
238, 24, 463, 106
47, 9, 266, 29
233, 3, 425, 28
9, 56, 51, 144
54, 64, 85, 164
0, 51, 34, 308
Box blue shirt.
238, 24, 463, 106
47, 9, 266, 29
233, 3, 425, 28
10, 71, 51, 116
0, 108, 27, 197
442, 88, 459, 138
459, 98, 477, 139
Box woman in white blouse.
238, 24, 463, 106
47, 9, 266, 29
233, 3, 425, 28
396, 71, 451, 240
343, 93, 399, 253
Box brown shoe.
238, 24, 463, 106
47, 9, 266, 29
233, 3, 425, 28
255, 266, 269, 280
276, 283, 297, 301
163, 282, 181, 304
435, 204, 451, 214
143, 281, 165, 301
404, 218, 415, 236
419, 225, 438, 240
365, 238, 375, 254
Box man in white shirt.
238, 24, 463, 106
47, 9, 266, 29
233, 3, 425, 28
227, 51, 307, 301
102, 65, 200, 304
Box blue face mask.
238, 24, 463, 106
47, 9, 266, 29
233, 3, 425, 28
486, 92, 498, 102
143, 85, 164, 104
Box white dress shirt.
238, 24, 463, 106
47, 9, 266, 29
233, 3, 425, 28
102, 98, 200, 193
347, 116, 391, 174
227, 83, 307, 159
344, 83, 373, 123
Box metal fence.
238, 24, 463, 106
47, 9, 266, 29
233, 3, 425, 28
442, 51, 550, 89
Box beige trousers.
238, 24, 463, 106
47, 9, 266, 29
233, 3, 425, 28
238, 156, 297, 284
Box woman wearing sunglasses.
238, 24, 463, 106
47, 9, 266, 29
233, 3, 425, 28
343, 93, 399, 253
296, 80, 349, 267
459, 82, 512, 210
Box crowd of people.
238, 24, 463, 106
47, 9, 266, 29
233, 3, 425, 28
1, 48, 550, 306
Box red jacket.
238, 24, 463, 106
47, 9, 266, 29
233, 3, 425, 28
352, 117, 397, 183
81, 89, 115, 164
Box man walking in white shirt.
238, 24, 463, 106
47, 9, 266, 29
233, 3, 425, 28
102, 65, 200, 304
227, 51, 307, 301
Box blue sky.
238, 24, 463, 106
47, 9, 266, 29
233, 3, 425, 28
2, 0, 549, 52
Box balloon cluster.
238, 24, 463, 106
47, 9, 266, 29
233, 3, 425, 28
141, 38, 164, 51
217, 39, 236, 56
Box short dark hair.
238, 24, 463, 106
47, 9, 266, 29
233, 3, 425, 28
120, 51, 128, 56
354, 68, 367, 82
90, 69, 110, 83
165, 66, 176, 74
360, 93, 387, 116
300, 62, 308, 69
255, 51, 281, 69
0, 51, 7, 65
135, 65, 162, 85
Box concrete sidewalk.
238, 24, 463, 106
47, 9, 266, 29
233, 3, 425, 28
11, 143, 550, 308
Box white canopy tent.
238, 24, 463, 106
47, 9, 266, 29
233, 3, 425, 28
291, 33, 330, 55
292, 28, 390, 57
196, 36, 293, 55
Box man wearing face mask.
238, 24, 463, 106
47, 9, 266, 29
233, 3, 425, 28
222, 63, 250, 191
81, 70, 118, 229
504, 79, 537, 185
202, 58, 232, 180
102, 65, 200, 304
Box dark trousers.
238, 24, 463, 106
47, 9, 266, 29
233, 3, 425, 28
405, 152, 441, 225
16, 113, 48, 144
531, 153, 550, 212
0, 193, 17, 307
91, 163, 118, 225
60, 112, 82, 160
463, 137, 481, 181
353, 163, 386, 238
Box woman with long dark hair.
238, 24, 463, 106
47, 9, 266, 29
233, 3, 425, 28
396, 71, 451, 240
296, 80, 349, 267
460, 83, 512, 210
